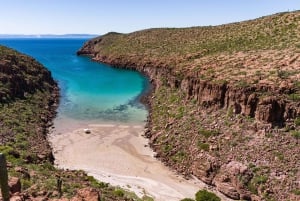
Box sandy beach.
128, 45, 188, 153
49, 116, 231, 201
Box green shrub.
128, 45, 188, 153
198, 128, 219, 138
252, 175, 268, 185
142, 195, 155, 201
291, 131, 300, 140
195, 190, 221, 201
22, 179, 33, 190
197, 142, 210, 151
181, 198, 195, 201
288, 93, 300, 101
292, 189, 300, 195
294, 117, 300, 126
113, 189, 125, 197
277, 70, 292, 79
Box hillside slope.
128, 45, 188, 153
78, 11, 300, 200
0, 46, 145, 201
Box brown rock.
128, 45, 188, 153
9, 177, 21, 194
14, 167, 24, 172
30, 196, 48, 201
51, 198, 69, 201
213, 161, 252, 200
191, 154, 220, 184
10, 195, 23, 201
215, 182, 240, 200
255, 96, 285, 125
70, 188, 100, 201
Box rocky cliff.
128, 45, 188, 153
78, 11, 300, 201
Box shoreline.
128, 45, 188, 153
49, 116, 232, 201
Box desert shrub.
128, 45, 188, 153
291, 131, 300, 140
197, 142, 210, 151
292, 189, 300, 195
113, 189, 124, 197
288, 93, 300, 101
294, 117, 300, 126
181, 198, 194, 201
198, 128, 219, 138
195, 190, 221, 201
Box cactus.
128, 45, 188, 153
0, 153, 9, 201
57, 176, 62, 198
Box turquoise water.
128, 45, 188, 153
0, 39, 148, 123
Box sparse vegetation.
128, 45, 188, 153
113, 189, 125, 197
0, 45, 144, 200
79, 10, 300, 201
197, 142, 210, 152
292, 189, 300, 195
288, 93, 300, 101
181, 189, 221, 201
198, 128, 219, 138
291, 131, 300, 143
294, 117, 300, 126
195, 190, 221, 201
181, 198, 195, 201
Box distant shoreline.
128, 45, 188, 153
0, 34, 98, 39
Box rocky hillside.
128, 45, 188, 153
0, 46, 147, 201
78, 11, 300, 201
0, 45, 58, 157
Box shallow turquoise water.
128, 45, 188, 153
0, 38, 148, 123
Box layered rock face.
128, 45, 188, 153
180, 78, 300, 126
78, 11, 300, 201
78, 51, 300, 127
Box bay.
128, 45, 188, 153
0, 38, 148, 123
0, 38, 230, 201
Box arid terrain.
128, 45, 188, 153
0, 46, 150, 201
1, 10, 300, 201
78, 11, 300, 201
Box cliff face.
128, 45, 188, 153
78, 11, 300, 201
78, 50, 300, 127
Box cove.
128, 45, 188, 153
0, 38, 148, 123
0, 38, 230, 201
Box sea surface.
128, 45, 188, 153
0, 38, 148, 123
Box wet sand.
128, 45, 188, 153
49, 116, 231, 201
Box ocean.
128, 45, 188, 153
0, 38, 149, 123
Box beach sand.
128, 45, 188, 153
49, 116, 231, 201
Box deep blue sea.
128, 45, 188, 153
0, 38, 148, 123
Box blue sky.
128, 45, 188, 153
0, 0, 299, 35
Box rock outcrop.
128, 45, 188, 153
0, 46, 56, 102
71, 188, 101, 201
213, 161, 252, 200
8, 177, 21, 194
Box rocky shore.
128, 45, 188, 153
77, 11, 300, 201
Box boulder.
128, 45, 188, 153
213, 161, 252, 200
9, 177, 21, 194
70, 188, 100, 201
10, 195, 23, 201
255, 96, 285, 125
191, 154, 220, 185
